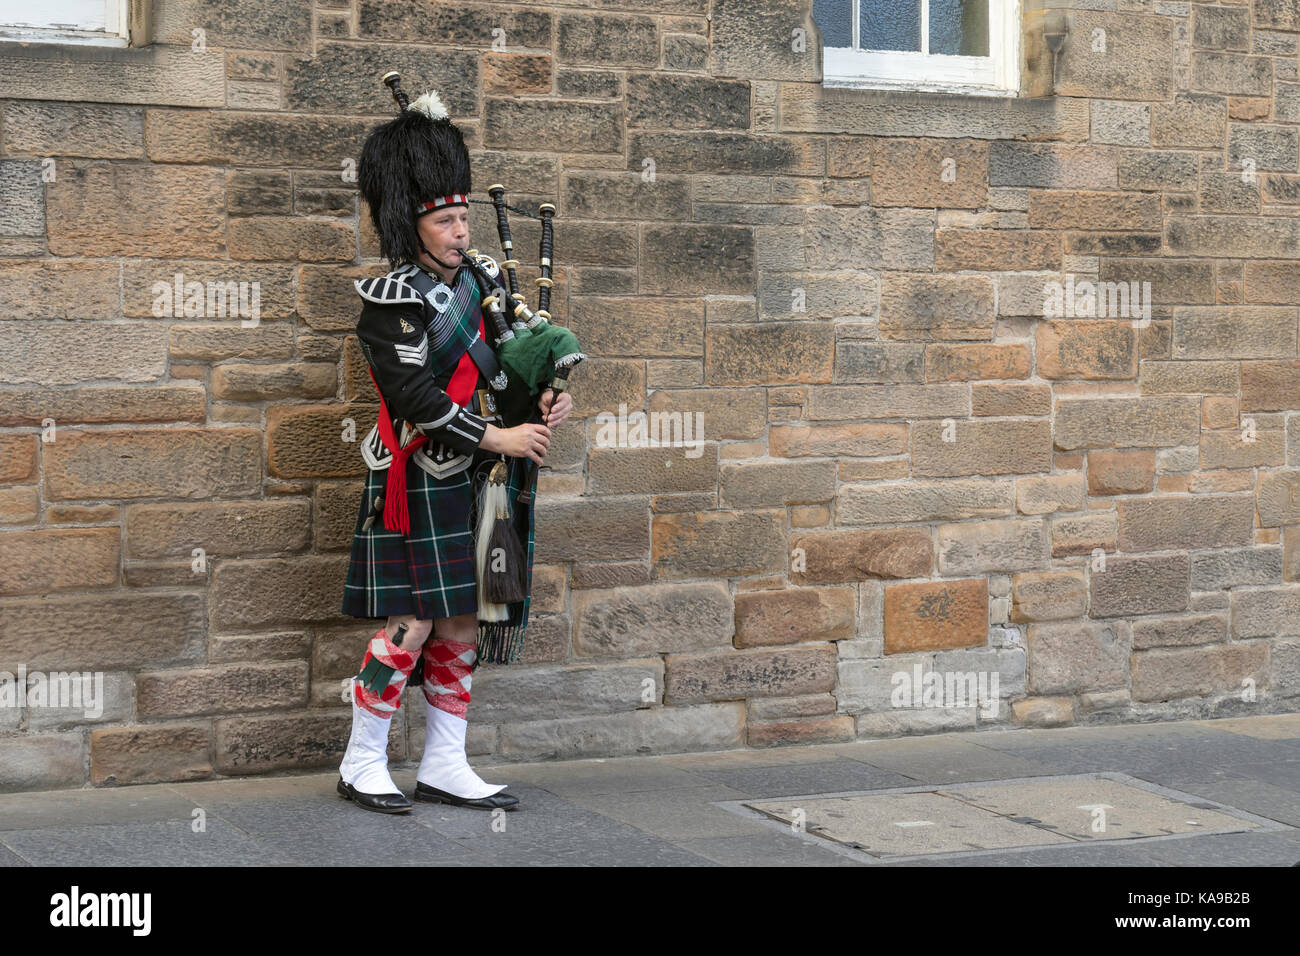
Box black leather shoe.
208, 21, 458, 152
337, 777, 413, 813
412, 781, 520, 810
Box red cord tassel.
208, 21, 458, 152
367, 366, 427, 535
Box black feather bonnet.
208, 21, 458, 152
358, 91, 471, 269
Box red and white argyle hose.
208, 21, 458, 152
354, 627, 419, 717
421, 639, 476, 719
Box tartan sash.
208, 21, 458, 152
405, 263, 481, 379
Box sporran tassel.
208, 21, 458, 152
475, 461, 524, 620
485, 497, 528, 606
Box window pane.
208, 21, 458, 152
929, 0, 989, 56
813, 0, 852, 47
0, 0, 108, 31
859, 0, 921, 52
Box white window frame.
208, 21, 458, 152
823, 0, 1021, 97
0, 0, 130, 47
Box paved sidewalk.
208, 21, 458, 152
2, 714, 1299, 866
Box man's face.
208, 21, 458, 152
415, 205, 469, 279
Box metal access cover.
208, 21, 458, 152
718, 773, 1285, 862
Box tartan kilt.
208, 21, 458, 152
340, 445, 538, 656
341, 451, 486, 622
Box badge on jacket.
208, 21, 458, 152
399, 317, 415, 333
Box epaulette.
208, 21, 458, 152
354, 263, 423, 306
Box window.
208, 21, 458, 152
816, 0, 1021, 96
0, 0, 130, 47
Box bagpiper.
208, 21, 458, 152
336, 83, 571, 814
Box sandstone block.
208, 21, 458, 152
883, 578, 988, 654
734, 587, 855, 647
572, 581, 732, 657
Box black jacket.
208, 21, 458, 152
354, 264, 491, 459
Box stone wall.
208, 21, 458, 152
1, 0, 1298, 792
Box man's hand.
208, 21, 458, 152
481, 422, 551, 465
538, 388, 573, 428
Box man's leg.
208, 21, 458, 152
338, 614, 433, 813
413, 612, 519, 809
354, 615, 433, 714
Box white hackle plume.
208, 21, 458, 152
410, 91, 449, 121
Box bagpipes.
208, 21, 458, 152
382, 72, 586, 624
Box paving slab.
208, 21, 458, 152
409, 782, 722, 865
829, 736, 1061, 783
565, 784, 772, 841
455, 831, 717, 867
1174, 778, 1300, 828
0, 844, 30, 867
1127, 830, 1300, 867
0, 785, 202, 831
744, 790, 1075, 858
680, 759, 919, 797
722, 771, 1290, 863
670, 833, 870, 867
963, 721, 1218, 752
980, 734, 1299, 790
660, 743, 852, 770
884, 842, 1162, 867
207, 800, 473, 866
938, 777, 1257, 841
1210, 756, 1300, 792
409, 781, 633, 840
494, 759, 718, 796
163, 772, 354, 808
1190, 713, 1300, 740
0, 818, 293, 866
